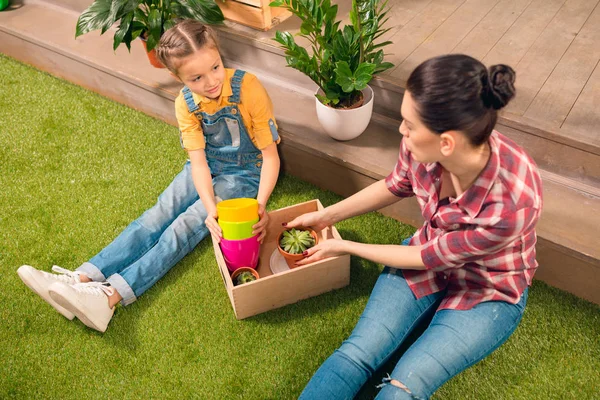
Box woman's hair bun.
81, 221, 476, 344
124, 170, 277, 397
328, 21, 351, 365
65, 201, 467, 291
482, 64, 516, 110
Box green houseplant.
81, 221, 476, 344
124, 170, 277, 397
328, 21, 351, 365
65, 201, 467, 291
277, 227, 318, 269
279, 228, 316, 254
231, 267, 259, 286
75, 0, 224, 62
234, 271, 256, 285
270, 0, 393, 108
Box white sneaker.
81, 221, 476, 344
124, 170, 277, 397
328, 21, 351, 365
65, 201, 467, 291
17, 265, 84, 319
48, 281, 115, 333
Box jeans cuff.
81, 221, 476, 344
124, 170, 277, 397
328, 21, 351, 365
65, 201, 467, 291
76, 262, 106, 282
106, 274, 137, 306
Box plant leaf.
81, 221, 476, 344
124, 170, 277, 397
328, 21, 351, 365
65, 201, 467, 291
172, 0, 225, 25
144, 8, 162, 51
334, 61, 356, 92
75, 0, 113, 38
101, 0, 129, 34
113, 11, 134, 51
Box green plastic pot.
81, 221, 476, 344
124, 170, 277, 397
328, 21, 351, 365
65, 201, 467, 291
0, 0, 9, 11
218, 217, 259, 240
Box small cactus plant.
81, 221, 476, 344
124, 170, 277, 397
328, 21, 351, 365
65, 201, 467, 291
279, 228, 316, 255
234, 271, 257, 286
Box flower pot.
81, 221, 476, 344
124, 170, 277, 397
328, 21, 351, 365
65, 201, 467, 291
220, 235, 260, 272
315, 85, 374, 141
231, 267, 260, 286
219, 217, 259, 240
217, 198, 259, 222
277, 227, 319, 269
140, 37, 165, 69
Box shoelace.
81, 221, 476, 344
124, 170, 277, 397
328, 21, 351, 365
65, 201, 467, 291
48, 265, 83, 284
71, 281, 115, 297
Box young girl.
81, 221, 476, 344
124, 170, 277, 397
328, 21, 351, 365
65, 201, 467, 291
287, 54, 542, 399
17, 19, 281, 333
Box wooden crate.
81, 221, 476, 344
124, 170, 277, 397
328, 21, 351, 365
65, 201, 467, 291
212, 199, 351, 319
218, 0, 293, 31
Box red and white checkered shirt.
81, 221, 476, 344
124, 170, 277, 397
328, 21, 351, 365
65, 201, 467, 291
385, 131, 543, 310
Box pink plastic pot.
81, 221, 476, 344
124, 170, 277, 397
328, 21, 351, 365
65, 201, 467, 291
219, 235, 260, 272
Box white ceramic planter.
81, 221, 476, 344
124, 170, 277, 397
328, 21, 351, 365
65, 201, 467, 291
315, 85, 374, 141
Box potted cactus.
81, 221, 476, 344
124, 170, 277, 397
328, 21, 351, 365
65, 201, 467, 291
231, 267, 259, 286
277, 227, 318, 268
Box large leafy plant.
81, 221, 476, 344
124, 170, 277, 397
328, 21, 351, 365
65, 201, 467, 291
75, 0, 225, 52
270, 0, 393, 108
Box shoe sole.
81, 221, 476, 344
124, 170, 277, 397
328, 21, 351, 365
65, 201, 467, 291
17, 266, 75, 320
48, 284, 110, 333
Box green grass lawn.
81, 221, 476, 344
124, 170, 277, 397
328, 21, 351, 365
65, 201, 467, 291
1, 54, 599, 399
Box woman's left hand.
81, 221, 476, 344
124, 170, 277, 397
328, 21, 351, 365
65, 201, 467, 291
295, 239, 348, 266
252, 204, 269, 243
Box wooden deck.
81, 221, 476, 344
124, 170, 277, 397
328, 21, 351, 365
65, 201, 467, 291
237, 0, 600, 151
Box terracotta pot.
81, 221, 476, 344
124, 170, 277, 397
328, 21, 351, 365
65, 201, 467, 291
231, 267, 260, 286
140, 38, 165, 69
277, 228, 319, 269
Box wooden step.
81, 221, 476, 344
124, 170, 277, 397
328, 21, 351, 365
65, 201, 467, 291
1, 0, 599, 304
218, 26, 600, 188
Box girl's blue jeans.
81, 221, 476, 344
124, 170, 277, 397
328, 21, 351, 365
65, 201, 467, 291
76, 160, 258, 305
299, 265, 528, 399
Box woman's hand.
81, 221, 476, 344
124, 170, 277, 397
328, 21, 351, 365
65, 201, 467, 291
295, 239, 348, 266
205, 210, 222, 243
252, 203, 269, 243
284, 210, 331, 232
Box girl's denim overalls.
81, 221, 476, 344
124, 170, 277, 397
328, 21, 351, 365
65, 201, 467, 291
78, 70, 277, 305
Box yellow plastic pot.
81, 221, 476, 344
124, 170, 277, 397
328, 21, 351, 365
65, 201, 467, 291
219, 217, 259, 240
217, 198, 258, 222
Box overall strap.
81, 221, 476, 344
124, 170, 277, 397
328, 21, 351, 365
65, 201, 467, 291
182, 86, 199, 113
228, 70, 246, 104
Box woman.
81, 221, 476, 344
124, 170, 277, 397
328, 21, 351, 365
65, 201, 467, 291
287, 54, 542, 399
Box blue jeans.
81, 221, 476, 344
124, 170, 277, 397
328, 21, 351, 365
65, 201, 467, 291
299, 267, 528, 399
77, 161, 259, 305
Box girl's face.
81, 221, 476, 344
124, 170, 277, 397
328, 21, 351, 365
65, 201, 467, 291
176, 47, 226, 99
399, 91, 443, 163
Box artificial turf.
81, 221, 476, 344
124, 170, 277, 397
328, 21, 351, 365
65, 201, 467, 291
0, 54, 598, 399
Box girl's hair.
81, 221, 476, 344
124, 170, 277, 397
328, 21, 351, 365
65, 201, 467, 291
155, 19, 219, 74
406, 54, 516, 147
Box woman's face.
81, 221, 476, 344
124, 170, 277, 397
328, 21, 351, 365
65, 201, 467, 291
399, 91, 443, 163
176, 47, 226, 99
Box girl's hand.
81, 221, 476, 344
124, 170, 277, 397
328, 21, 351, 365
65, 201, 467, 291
284, 210, 330, 232
295, 239, 348, 266
252, 204, 269, 243
205, 210, 222, 243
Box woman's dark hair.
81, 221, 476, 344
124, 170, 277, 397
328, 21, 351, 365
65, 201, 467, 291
406, 54, 516, 146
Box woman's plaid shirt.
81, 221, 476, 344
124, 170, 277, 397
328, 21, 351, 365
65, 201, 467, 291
385, 131, 543, 310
